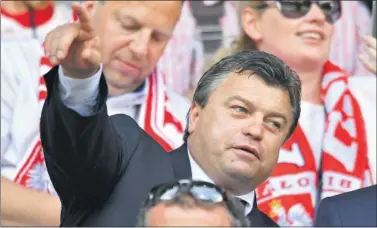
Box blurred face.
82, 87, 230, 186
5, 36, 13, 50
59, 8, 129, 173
188, 72, 293, 194
242, 1, 333, 70
86, 1, 181, 95
147, 203, 232, 226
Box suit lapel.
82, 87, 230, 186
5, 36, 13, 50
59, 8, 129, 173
171, 143, 192, 180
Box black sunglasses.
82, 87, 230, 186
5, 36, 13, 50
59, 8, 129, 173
254, 0, 342, 24
147, 179, 229, 205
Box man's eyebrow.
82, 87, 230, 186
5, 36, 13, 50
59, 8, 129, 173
226, 95, 288, 123
115, 10, 174, 37
115, 10, 140, 25
265, 112, 288, 124
225, 95, 252, 107
154, 28, 174, 37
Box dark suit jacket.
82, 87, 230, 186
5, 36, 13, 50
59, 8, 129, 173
41, 66, 278, 227
315, 185, 377, 227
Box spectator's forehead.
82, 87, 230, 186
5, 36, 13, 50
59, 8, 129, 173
103, 1, 181, 34
147, 203, 232, 226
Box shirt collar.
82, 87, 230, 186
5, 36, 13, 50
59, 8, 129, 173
106, 80, 147, 109
187, 148, 255, 215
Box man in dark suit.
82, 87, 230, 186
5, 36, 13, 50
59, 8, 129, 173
315, 185, 377, 227
41, 2, 301, 227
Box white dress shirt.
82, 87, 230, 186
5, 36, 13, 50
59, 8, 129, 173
187, 149, 255, 215
57, 65, 101, 117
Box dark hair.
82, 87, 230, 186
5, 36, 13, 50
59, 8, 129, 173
183, 50, 301, 142
136, 187, 250, 226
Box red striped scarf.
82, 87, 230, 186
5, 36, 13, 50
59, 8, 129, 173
139, 68, 185, 151
256, 61, 373, 226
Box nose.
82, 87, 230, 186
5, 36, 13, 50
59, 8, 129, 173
241, 113, 264, 141
304, 3, 327, 25
129, 29, 151, 60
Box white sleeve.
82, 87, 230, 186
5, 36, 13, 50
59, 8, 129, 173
0, 59, 18, 159
57, 65, 103, 117
0, 39, 42, 165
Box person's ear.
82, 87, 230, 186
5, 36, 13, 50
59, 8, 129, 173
188, 103, 202, 135
241, 7, 263, 42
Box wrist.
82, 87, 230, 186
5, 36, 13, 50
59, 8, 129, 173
62, 66, 100, 79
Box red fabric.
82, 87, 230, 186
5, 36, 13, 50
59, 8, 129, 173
143, 69, 184, 151
1, 3, 54, 28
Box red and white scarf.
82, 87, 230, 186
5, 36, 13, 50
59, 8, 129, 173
138, 68, 185, 151
1, 2, 77, 42
256, 61, 373, 226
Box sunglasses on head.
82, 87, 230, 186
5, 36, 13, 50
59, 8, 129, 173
147, 179, 229, 205
146, 179, 250, 226
254, 0, 342, 24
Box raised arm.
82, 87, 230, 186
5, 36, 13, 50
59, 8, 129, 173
40, 3, 140, 211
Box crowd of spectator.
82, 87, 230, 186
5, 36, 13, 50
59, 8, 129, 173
1, 0, 376, 226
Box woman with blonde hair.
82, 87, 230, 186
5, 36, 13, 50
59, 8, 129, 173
213, 0, 376, 226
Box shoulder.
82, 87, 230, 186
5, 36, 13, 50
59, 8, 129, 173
315, 194, 341, 226
1, 38, 42, 56
1, 39, 42, 86
316, 185, 377, 226
325, 185, 377, 205
1, 38, 42, 70
110, 113, 143, 148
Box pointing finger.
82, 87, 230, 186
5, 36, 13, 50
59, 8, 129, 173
72, 3, 94, 36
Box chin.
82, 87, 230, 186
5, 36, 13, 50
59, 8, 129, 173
297, 52, 328, 66
226, 165, 256, 181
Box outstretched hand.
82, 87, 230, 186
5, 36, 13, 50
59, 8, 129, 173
44, 3, 101, 79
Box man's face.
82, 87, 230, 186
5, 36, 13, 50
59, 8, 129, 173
88, 1, 181, 95
188, 72, 293, 194
242, 3, 333, 71
147, 203, 232, 226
